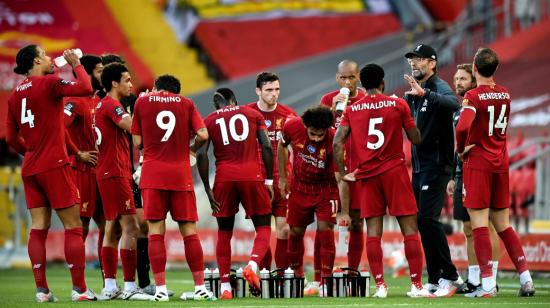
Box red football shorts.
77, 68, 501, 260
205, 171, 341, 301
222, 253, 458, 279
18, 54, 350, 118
272, 186, 288, 217
348, 181, 360, 211
213, 181, 271, 218
142, 189, 198, 221
357, 164, 417, 219
73, 169, 100, 218
97, 177, 136, 220
463, 168, 509, 209
23, 165, 80, 210
287, 190, 339, 227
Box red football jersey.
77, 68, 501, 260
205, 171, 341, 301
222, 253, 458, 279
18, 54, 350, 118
281, 117, 338, 195
64, 95, 100, 173
458, 85, 511, 172
6, 65, 92, 176
94, 95, 131, 180
131, 92, 205, 190
340, 93, 415, 179
320, 88, 366, 128
247, 102, 297, 182
204, 105, 266, 182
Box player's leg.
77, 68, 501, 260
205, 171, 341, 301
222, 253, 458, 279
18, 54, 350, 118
286, 191, 315, 278
147, 219, 168, 301
314, 194, 338, 297
245, 214, 272, 292
133, 183, 151, 291
28, 206, 53, 301
92, 198, 106, 282
273, 189, 289, 270
489, 222, 500, 281
490, 208, 534, 296
365, 215, 386, 297
304, 229, 321, 295
347, 181, 364, 271
287, 225, 307, 277
467, 207, 496, 296
216, 216, 235, 298
118, 213, 140, 294
462, 220, 481, 289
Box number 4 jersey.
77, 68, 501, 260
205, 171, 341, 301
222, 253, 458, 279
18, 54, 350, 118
204, 105, 266, 182
340, 93, 416, 179
457, 84, 510, 172
131, 91, 205, 191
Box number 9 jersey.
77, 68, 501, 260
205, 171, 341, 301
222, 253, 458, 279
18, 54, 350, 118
130, 91, 205, 191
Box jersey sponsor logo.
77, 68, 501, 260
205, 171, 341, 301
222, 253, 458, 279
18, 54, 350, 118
265, 119, 272, 127
307, 145, 316, 153
114, 106, 125, 116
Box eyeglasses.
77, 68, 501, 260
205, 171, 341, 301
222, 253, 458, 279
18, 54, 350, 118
407, 57, 431, 64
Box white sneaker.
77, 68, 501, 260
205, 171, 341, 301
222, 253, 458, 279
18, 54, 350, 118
433, 278, 459, 297
465, 286, 497, 298
424, 282, 439, 293
193, 285, 216, 301
407, 284, 434, 298
151, 290, 169, 302
373, 284, 388, 298
319, 284, 328, 297
121, 289, 154, 301
35, 291, 58, 303
98, 287, 122, 301
304, 281, 320, 296
71, 288, 97, 301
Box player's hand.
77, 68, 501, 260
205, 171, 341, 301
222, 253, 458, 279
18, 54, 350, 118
458, 144, 476, 161
265, 184, 274, 201
278, 177, 289, 197
342, 172, 356, 182
331, 94, 347, 110
77, 150, 98, 165
446, 179, 456, 196
64, 49, 81, 67
339, 214, 351, 227
139, 89, 151, 97
133, 165, 142, 185
206, 189, 220, 213
404, 74, 426, 97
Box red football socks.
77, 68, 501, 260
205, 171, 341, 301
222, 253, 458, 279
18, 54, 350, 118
97, 229, 104, 273
275, 238, 288, 270
319, 230, 335, 279
148, 234, 166, 286
473, 227, 493, 278
28, 229, 49, 291
65, 228, 87, 292
216, 230, 233, 283
287, 234, 305, 277
101, 246, 118, 279
184, 234, 205, 285
259, 246, 272, 270
251, 226, 271, 265
348, 230, 364, 270
498, 227, 528, 274
313, 230, 321, 281
404, 233, 423, 285
120, 249, 136, 283
366, 236, 384, 285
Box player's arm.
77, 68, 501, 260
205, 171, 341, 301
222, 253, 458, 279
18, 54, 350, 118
401, 99, 421, 145
455, 103, 476, 158
56, 50, 93, 97
196, 141, 220, 213
132, 135, 143, 150
66, 130, 98, 165
190, 128, 209, 154
333, 124, 351, 178
116, 115, 132, 133
335, 171, 351, 225
277, 137, 291, 197
258, 128, 274, 199
405, 127, 421, 145
6, 107, 26, 155
63, 102, 76, 127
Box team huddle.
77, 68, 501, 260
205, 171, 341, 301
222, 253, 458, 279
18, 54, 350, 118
6, 43, 535, 302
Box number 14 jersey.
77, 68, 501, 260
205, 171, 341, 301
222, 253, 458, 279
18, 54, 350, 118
131, 91, 205, 191
204, 105, 266, 182
340, 93, 416, 179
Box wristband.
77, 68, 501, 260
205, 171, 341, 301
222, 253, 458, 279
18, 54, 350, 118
264, 179, 273, 185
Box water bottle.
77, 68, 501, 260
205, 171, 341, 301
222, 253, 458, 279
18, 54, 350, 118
283, 267, 294, 298
335, 87, 350, 115
333, 268, 346, 297
260, 268, 271, 299
360, 269, 370, 297
54, 48, 83, 67
212, 268, 220, 297
236, 267, 244, 298
337, 219, 349, 254
204, 268, 212, 292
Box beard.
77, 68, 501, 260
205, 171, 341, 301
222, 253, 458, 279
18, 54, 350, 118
412, 69, 425, 81
91, 76, 102, 91
456, 87, 467, 97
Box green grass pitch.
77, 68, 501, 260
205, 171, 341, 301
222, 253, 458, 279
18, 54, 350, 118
0, 266, 549, 307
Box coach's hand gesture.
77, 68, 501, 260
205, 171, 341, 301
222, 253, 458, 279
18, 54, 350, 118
404, 74, 426, 97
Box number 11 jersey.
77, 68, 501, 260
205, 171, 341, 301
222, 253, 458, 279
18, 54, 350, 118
204, 105, 266, 182
131, 91, 205, 191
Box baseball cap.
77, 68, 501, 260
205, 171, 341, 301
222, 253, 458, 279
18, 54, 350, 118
405, 44, 437, 61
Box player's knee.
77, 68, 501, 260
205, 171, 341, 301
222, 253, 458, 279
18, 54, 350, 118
277, 224, 290, 239
463, 222, 473, 238
349, 219, 363, 232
